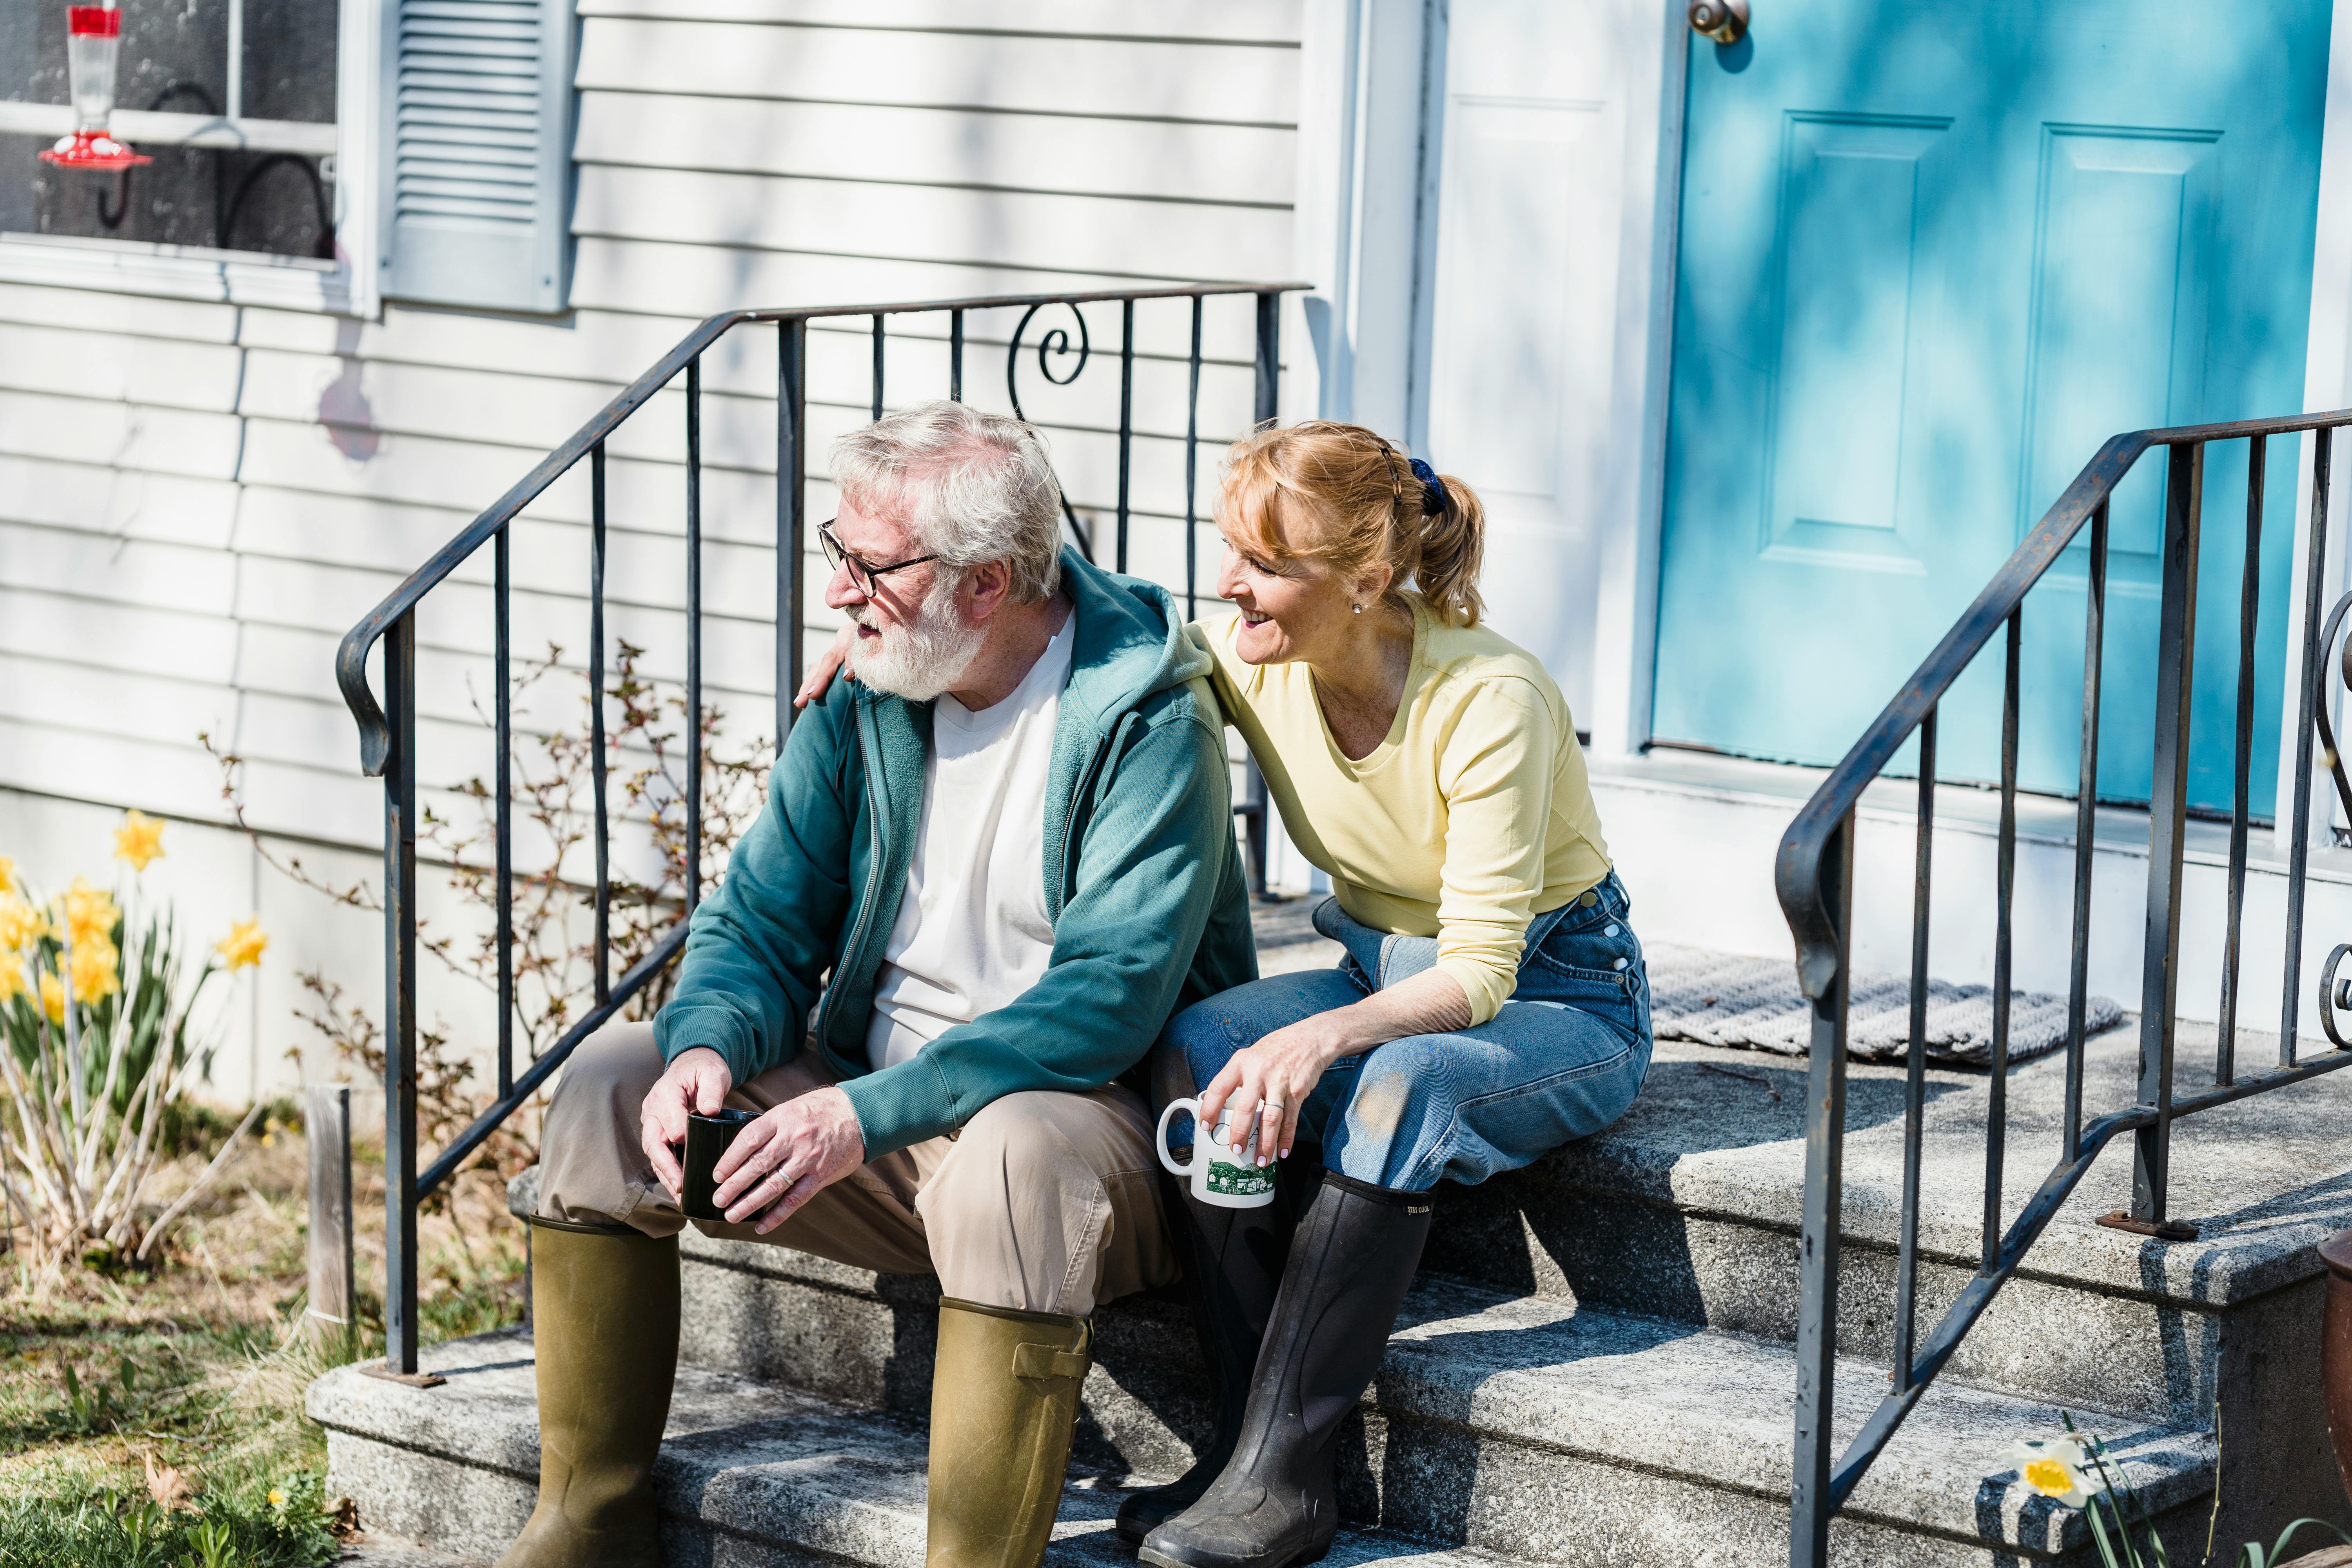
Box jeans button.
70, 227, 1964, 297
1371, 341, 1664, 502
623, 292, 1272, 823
1579, 889, 1599, 907
1605, 923, 1620, 938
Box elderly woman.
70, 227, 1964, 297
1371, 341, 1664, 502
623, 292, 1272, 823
802, 420, 1650, 1568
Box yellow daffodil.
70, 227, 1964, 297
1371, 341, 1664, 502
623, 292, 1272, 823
0, 855, 13, 894
0, 956, 25, 1006
37, 972, 64, 1026
215, 919, 268, 972
0, 893, 42, 955
56, 878, 119, 948
113, 809, 165, 873
68, 938, 120, 1005
2000, 1435, 2093, 1508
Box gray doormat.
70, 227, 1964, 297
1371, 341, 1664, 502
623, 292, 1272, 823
1647, 943, 2124, 1068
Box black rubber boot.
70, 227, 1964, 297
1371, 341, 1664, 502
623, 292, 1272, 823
1115, 1165, 1318, 1545
1138, 1173, 1432, 1568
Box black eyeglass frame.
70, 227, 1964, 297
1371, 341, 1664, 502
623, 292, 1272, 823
819, 520, 940, 595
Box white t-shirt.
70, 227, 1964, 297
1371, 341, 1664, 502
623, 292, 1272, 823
865, 613, 1076, 1073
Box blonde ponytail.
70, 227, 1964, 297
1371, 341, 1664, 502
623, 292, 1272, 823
1218, 423, 1488, 627
1411, 469, 1485, 627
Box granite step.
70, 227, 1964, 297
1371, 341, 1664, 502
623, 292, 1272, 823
1420, 1023, 2352, 1431
510, 1018, 2352, 1435
309, 1281, 2217, 1567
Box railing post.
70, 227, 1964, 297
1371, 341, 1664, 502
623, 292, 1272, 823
2219, 435, 2266, 1087
1253, 291, 1280, 428
686, 354, 704, 913
1789, 809, 1852, 1568
1241, 292, 1282, 900
494, 528, 513, 1098
591, 442, 611, 1004
778, 318, 809, 742
1116, 298, 1135, 573
2065, 498, 2108, 1163
382, 610, 420, 1376
2285, 427, 2334, 1065
2124, 441, 2203, 1236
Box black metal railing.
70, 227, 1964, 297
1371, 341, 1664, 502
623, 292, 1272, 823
336, 283, 1304, 1376
1776, 412, 2352, 1561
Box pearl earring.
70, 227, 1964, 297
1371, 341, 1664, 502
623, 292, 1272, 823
1352, 603, 1363, 615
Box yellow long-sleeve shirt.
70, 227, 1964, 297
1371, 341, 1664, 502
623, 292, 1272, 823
1197, 603, 1612, 1025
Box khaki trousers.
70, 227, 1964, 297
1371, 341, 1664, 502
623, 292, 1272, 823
535, 1023, 1177, 1317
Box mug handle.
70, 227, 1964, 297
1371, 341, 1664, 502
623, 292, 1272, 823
1155, 1097, 1200, 1178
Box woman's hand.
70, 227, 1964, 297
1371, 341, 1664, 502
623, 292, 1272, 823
1199, 1011, 1358, 1165
1196, 967, 1474, 1165
793, 623, 860, 710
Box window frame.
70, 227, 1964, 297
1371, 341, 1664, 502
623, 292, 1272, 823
0, 0, 382, 315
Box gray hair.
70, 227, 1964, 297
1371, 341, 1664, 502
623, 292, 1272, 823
832, 401, 1064, 606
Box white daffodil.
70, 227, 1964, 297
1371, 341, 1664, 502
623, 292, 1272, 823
1999, 1434, 2095, 1507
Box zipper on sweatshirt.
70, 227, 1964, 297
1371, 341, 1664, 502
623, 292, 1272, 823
812, 701, 894, 1055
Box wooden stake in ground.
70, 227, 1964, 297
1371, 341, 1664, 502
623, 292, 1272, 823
305, 1084, 354, 1355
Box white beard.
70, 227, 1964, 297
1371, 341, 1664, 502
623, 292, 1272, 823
846, 573, 984, 701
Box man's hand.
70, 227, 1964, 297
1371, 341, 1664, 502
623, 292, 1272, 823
710, 1086, 866, 1234
640, 1046, 733, 1198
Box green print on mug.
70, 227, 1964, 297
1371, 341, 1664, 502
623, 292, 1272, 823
1207, 1160, 1277, 1199
1155, 1096, 1279, 1209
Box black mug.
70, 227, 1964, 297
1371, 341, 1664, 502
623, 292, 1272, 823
681, 1108, 757, 1223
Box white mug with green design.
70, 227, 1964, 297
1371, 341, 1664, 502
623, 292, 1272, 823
1154, 1096, 1278, 1208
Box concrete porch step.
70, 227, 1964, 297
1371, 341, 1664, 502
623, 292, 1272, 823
309, 1328, 1516, 1568
514, 1019, 2352, 1437
309, 1278, 2215, 1567
1423, 1025, 2352, 1430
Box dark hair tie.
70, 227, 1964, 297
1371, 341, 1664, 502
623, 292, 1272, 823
1408, 457, 1447, 516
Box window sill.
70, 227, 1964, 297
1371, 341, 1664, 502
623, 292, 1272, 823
0, 232, 364, 314
0, 101, 338, 158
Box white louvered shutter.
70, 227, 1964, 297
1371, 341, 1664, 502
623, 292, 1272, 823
379, 0, 573, 313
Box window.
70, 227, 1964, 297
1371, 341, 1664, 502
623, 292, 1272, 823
0, 0, 573, 316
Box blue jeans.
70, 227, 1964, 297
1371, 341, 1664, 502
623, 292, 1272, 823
1159, 871, 1653, 1192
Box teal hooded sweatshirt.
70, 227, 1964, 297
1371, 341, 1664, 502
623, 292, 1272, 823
653, 548, 1259, 1158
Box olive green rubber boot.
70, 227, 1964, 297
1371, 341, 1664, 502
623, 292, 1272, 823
495, 1220, 681, 1568
925, 1298, 1094, 1568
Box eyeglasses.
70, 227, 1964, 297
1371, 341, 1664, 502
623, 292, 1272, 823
819, 521, 939, 595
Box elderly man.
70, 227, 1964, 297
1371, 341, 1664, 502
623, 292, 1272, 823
502, 401, 1256, 1568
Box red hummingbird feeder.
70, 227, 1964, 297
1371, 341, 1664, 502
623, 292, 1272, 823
40, 5, 152, 171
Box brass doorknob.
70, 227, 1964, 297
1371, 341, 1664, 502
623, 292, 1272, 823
1690, 0, 1748, 43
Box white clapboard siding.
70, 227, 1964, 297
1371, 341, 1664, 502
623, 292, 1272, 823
572, 0, 1301, 43
573, 93, 1295, 206
0, 0, 1301, 1096
0, 589, 241, 682
573, 22, 1297, 124
0, 454, 241, 548
0, 281, 243, 342
571, 166, 1294, 282
0, 323, 247, 411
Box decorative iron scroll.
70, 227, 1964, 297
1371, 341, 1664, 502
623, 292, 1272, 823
1006, 301, 1096, 561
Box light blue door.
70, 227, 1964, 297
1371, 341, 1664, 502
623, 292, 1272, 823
1653, 0, 2329, 810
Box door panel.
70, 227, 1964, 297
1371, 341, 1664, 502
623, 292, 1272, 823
2024, 128, 2220, 579
1423, 0, 1631, 724
1653, 0, 2327, 813
1765, 116, 1948, 572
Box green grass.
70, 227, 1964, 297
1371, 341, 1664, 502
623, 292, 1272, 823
0, 1470, 341, 1568
0, 1121, 528, 1566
